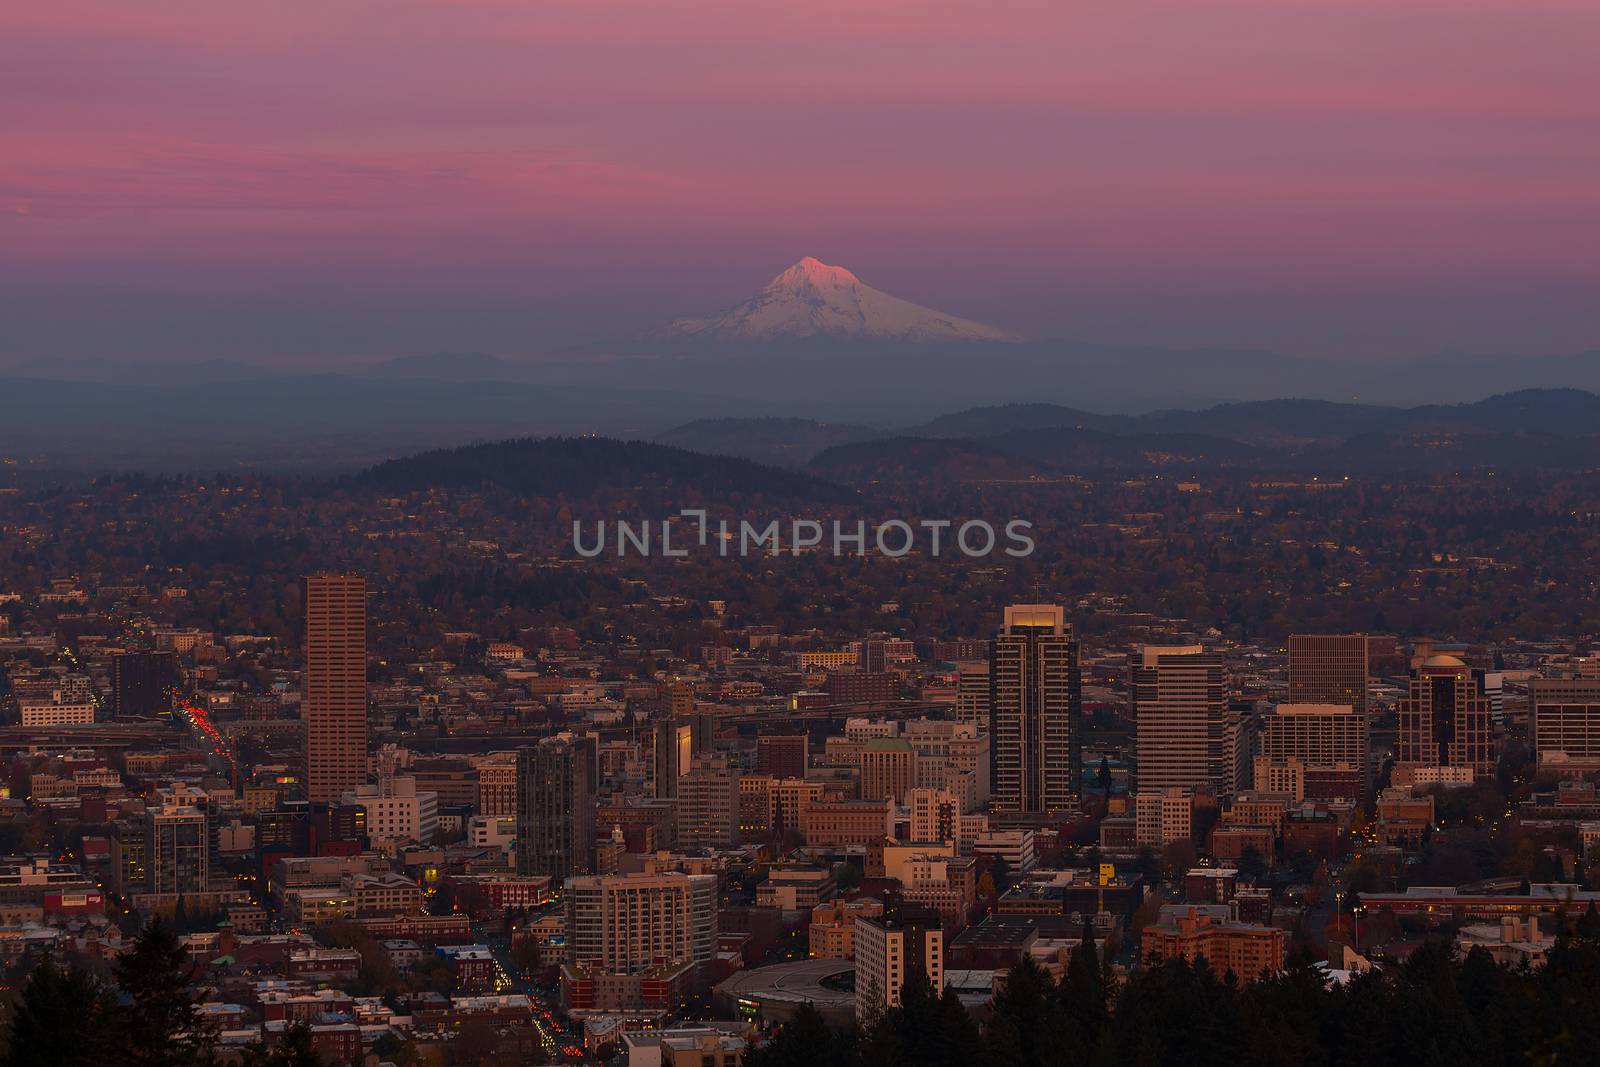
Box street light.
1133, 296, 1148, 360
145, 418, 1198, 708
1335, 890, 1345, 935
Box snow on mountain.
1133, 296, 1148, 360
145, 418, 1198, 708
667, 256, 1023, 343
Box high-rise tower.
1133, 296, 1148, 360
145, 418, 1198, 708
304, 574, 368, 803
1132, 645, 1232, 793
989, 604, 1081, 817
517, 733, 598, 882
1396, 655, 1496, 781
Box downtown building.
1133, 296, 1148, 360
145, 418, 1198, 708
1132, 645, 1243, 796
342, 750, 439, 848
954, 660, 990, 727
111, 783, 218, 912
1141, 907, 1285, 981
472, 751, 518, 817
1256, 703, 1370, 801
1395, 655, 1497, 783
111, 650, 178, 719
989, 604, 1082, 820
303, 574, 368, 804
516, 733, 598, 882
653, 718, 694, 799
854, 894, 944, 1023
149, 782, 211, 896
562, 871, 719, 1010
1287, 634, 1369, 714
1531, 675, 1600, 773
675, 756, 741, 850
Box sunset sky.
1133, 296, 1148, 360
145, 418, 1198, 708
4, 0, 1599, 365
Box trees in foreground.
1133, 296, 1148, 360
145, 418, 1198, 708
747, 922, 1600, 1067
1, 917, 239, 1067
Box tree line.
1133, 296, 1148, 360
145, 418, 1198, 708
1, 918, 321, 1067
747, 918, 1600, 1067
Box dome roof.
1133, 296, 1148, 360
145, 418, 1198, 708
1420, 654, 1467, 668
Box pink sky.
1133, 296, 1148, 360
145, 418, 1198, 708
3, 0, 1599, 363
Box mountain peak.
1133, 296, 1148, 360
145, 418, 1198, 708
667, 257, 1022, 344
770, 256, 861, 289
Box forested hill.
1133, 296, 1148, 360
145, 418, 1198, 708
354, 435, 847, 501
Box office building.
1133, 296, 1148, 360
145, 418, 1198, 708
473, 752, 518, 817
1134, 788, 1194, 847
756, 734, 808, 780
19, 694, 95, 727
1531, 676, 1600, 772
768, 777, 825, 836
826, 671, 902, 705
149, 783, 210, 896
676, 756, 740, 849
904, 718, 990, 802
757, 864, 837, 910
954, 660, 990, 727
899, 854, 978, 924
516, 733, 597, 881
1132, 645, 1231, 794
665, 680, 696, 719
1287, 634, 1369, 715
859, 738, 916, 803
1396, 655, 1496, 781
809, 896, 884, 959
112, 651, 177, 719
303, 574, 368, 804
990, 604, 1082, 818
802, 798, 894, 847
653, 719, 693, 799
565, 871, 718, 975
1258, 702, 1369, 800
854, 895, 944, 1022
908, 787, 961, 847
343, 752, 438, 847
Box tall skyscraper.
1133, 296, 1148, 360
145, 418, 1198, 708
303, 574, 368, 804
517, 732, 598, 881
1288, 634, 1369, 715
112, 650, 178, 719
1396, 654, 1496, 781
1132, 645, 1231, 793
652, 718, 693, 799
989, 604, 1082, 818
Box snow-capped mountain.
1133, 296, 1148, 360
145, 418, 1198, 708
667, 256, 1023, 343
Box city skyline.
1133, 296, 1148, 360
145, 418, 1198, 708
6, 3, 1600, 1063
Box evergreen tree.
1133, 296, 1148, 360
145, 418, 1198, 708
985, 954, 1069, 1066
743, 1003, 855, 1067
1059, 917, 1106, 1057
113, 917, 217, 1067
0, 958, 116, 1067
